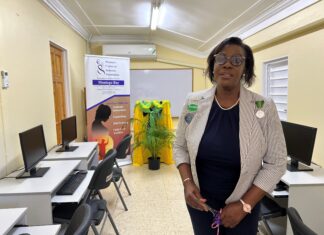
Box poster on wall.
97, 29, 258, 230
85, 55, 130, 160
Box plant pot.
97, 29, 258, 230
148, 156, 160, 170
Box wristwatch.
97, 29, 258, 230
240, 199, 252, 213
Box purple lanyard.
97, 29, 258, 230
206, 205, 222, 235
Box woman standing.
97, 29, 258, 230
173, 37, 287, 234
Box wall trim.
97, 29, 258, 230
238, 0, 318, 40
41, 0, 91, 40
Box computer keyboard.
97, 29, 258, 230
56, 171, 87, 195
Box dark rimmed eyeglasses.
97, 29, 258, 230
214, 53, 245, 66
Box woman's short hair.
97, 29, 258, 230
95, 104, 111, 122
206, 37, 255, 87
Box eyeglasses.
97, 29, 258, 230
214, 53, 245, 66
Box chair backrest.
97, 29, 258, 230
287, 207, 317, 235
88, 149, 117, 191
116, 134, 132, 160
64, 204, 92, 235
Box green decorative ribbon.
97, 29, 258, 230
137, 100, 170, 129
138, 100, 153, 113
137, 100, 169, 113
187, 103, 198, 112
255, 100, 264, 109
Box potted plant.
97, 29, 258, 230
134, 100, 175, 170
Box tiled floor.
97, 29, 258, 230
96, 163, 194, 235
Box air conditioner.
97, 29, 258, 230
102, 44, 157, 60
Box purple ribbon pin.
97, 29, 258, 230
206, 204, 222, 235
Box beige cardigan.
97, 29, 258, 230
173, 85, 287, 204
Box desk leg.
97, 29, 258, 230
0, 194, 52, 225
287, 185, 324, 235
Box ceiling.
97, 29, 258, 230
43, 0, 317, 57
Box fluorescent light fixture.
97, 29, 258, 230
150, 5, 160, 30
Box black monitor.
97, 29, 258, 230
56, 115, 78, 152
17, 125, 49, 179
281, 121, 317, 172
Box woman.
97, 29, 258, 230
173, 37, 287, 234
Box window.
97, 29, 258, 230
263, 57, 288, 121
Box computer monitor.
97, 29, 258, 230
281, 121, 317, 172
17, 125, 49, 179
56, 115, 78, 152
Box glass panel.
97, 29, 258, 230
271, 95, 287, 103
264, 57, 288, 120
270, 79, 288, 87
270, 70, 287, 78
270, 87, 288, 94
275, 103, 287, 112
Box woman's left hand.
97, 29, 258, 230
220, 201, 247, 228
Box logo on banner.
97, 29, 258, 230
96, 59, 105, 75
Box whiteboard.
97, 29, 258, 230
130, 69, 192, 117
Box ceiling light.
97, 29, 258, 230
150, 1, 161, 30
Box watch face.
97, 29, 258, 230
240, 199, 252, 213
243, 204, 251, 213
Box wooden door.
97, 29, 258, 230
50, 45, 66, 144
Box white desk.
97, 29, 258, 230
0, 160, 93, 225
272, 167, 324, 235
9, 225, 61, 235
0, 207, 60, 235
0, 208, 27, 235
44, 142, 98, 170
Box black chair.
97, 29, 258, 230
111, 134, 132, 210
287, 207, 317, 235
259, 195, 286, 235
53, 150, 120, 235
90, 144, 130, 212
64, 204, 92, 235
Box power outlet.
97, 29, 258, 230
1, 70, 9, 89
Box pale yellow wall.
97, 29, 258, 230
245, 1, 324, 166
89, 43, 103, 55
0, 0, 87, 177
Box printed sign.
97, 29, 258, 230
85, 55, 130, 160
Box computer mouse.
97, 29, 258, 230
19, 233, 30, 235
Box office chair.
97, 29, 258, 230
112, 134, 132, 200
53, 150, 120, 235
259, 195, 286, 235
91, 145, 130, 211
287, 207, 318, 235
64, 204, 92, 235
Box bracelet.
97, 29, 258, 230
183, 178, 191, 183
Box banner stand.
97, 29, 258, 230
85, 55, 131, 160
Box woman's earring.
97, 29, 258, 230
242, 73, 246, 79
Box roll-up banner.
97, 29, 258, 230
85, 55, 130, 160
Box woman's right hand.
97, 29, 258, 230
184, 181, 208, 211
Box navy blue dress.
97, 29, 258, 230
186, 100, 260, 235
